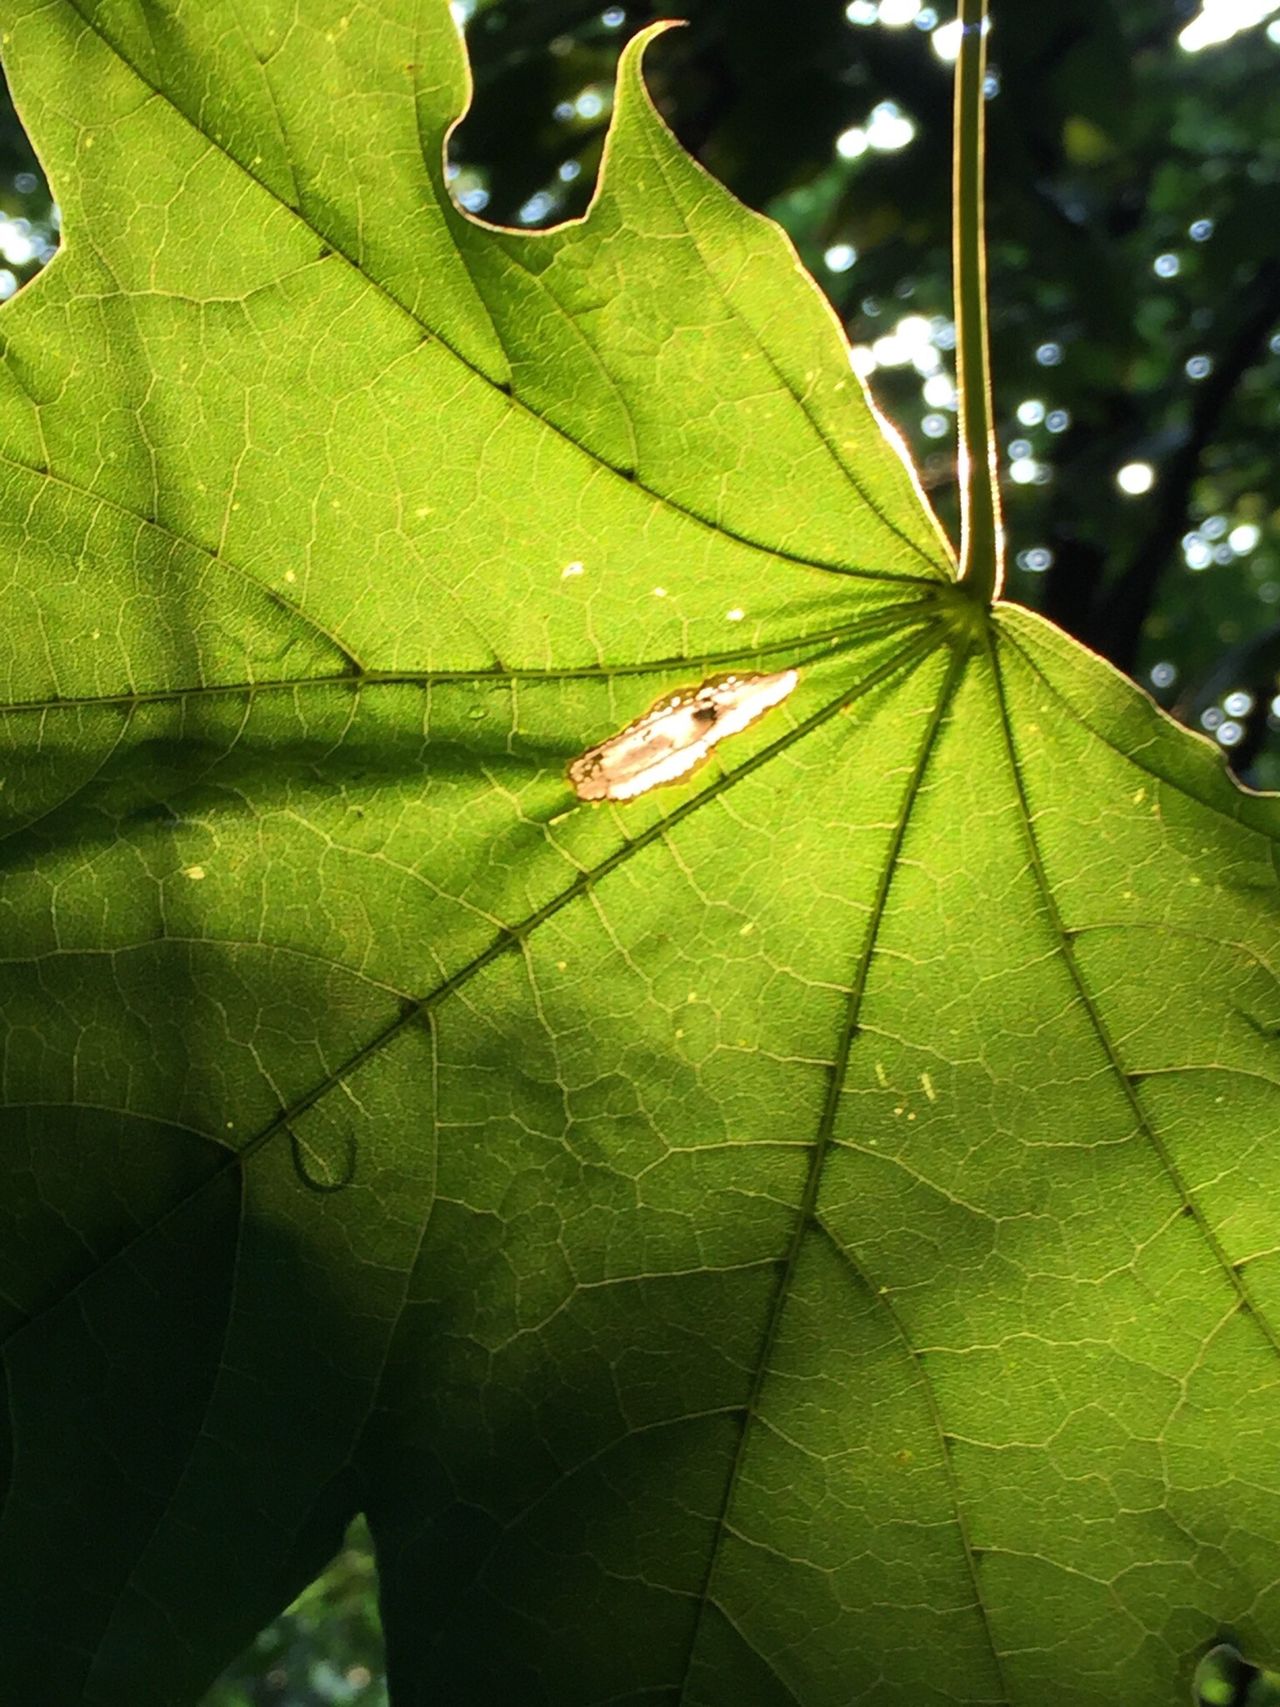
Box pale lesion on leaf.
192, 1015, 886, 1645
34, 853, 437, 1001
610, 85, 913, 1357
567, 667, 798, 802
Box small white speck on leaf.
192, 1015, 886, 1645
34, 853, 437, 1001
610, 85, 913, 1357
561, 561, 585, 579
183, 865, 206, 881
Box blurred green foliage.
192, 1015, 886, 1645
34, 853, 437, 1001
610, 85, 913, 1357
201, 1521, 385, 1707
1194, 1642, 1280, 1707
0, 2, 1276, 1698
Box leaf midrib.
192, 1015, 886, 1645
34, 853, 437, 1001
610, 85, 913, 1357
989, 629, 1280, 1365
0, 600, 935, 718
670, 638, 1013, 1707
639, 87, 954, 585
1000, 620, 1280, 842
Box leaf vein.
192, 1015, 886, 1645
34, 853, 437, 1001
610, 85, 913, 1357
0, 625, 945, 1359
989, 629, 1280, 1363
56, 0, 943, 589
671, 638, 996, 1701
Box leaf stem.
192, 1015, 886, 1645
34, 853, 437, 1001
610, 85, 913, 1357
953, 0, 1003, 603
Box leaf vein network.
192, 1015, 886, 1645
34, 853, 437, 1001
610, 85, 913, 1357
1000, 622, 1280, 847
0, 624, 947, 1363
640, 102, 952, 585
989, 634, 1280, 1364
671, 639, 1013, 1704
0, 601, 931, 716
58, 0, 947, 589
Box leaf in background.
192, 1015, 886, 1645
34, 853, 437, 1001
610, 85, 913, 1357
0, 4, 1276, 1705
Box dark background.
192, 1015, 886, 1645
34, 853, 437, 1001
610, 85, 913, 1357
2, 2, 1276, 1700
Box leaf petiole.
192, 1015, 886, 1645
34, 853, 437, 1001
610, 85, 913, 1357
953, 0, 1004, 603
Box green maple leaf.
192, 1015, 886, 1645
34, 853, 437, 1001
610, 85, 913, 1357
1, 3, 1277, 1703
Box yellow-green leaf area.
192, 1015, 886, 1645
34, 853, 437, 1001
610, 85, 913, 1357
0, 4, 1276, 1706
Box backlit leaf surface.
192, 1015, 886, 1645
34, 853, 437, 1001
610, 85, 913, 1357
0, 4, 1277, 1703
